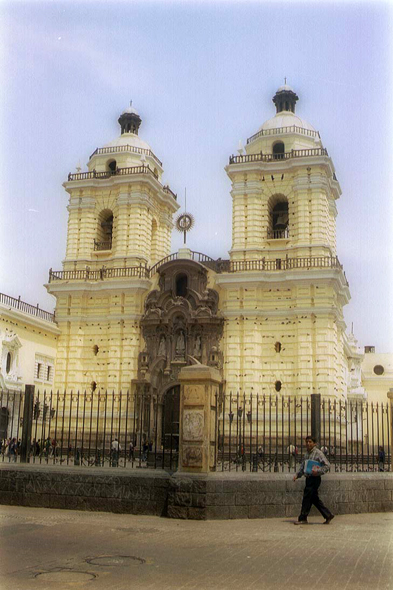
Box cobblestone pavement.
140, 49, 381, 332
1, 506, 392, 590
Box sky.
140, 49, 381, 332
1, 0, 392, 352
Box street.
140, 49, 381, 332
1, 506, 392, 589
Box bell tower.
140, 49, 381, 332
47, 106, 179, 392
227, 84, 339, 263
62, 105, 178, 271
216, 85, 353, 399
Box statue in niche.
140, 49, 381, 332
158, 335, 166, 357
175, 330, 186, 356
194, 335, 202, 357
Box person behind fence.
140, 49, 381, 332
287, 442, 297, 469
378, 446, 385, 472
129, 440, 134, 461
142, 440, 148, 461
293, 435, 334, 525
321, 445, 328, 456
111, 438, 121, 467
8, 437, 17, 462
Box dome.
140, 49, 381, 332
121, 105, 139, 116
103, 133, 151, 151
259, 111, 316, 133
276, 84, 294, 93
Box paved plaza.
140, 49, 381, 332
0, 506, 392, 590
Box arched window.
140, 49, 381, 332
107, 159, 117, 174
175, 274, 188, 297
275, 380, 282, 392
273, 142, 285, 160
268, 198, 289, 239
95, 209, 113, 250
275, 342, 282, 353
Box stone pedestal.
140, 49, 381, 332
387, 389, 393, 472
178, 365, 222, 473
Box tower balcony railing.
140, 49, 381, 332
66, 165, 177, 200
89, 144, 163, 167
229, 147, 328, 165
67, 165, 158, 182
93, 239, 112, 251
0, 292, 56, 323
267, 228, 289, 239
246, 125, 320, 144
220, 256, 344, 274
48, 255, 347, 285
48, 266, 150, 283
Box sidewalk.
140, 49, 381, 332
1, 505, 392, 589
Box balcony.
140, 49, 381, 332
94, 239, 112, 251
246, 125, 320, 144
267, 228, 289, 239
66, 165, 177, 200
48, 254, 347, 285
89, 144, 163, 167
67, 164, 158, 182
229, 148, 328, 165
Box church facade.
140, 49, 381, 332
45, 86, 364, 402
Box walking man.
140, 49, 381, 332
293, 435, 334, 525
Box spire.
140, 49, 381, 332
118, 103, 142, 135
272, 83, 299, 114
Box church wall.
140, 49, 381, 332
52, 286, 150, 392
215, 277, 346, 398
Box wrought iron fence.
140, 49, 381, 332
216, 393, 391, 473
0, 389, 179, 472
0, 389, 391, 474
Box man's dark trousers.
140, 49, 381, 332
299, 476, 332, 521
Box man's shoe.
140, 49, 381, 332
323, 514, 335, 525
294, 520, 308, 525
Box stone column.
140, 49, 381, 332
387, 389, 393, 472
178, 365, 222, 473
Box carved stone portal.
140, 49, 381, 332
136, 259, 224, 399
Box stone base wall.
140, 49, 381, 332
1, 466, 392, 520
0, 465, 169, 516
167, 472, 393, 519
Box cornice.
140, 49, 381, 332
45, 279, 152, 296
54, 313, 143, 323
215, 269, 350, 304
63, 175, 178, 213
226, 156, 341, 193
222, 306, 344, 320
0, 304, 61, 335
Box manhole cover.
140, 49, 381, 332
86, 555, 145, 567
35, 569, 96, 582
